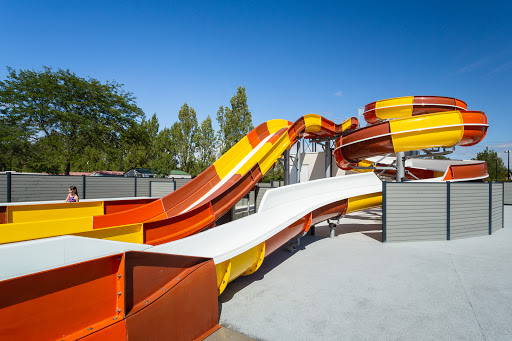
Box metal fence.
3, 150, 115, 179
0, 173, 191, 203
383, 182, 504, 242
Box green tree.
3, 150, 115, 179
217, 86, 254, 154
151, 126, 178, 176
193, 115, 217, 176
473, 147, 508, 180
172, 102, 198, 174
0, 67, 144, 174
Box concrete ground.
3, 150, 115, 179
218, 206, 512, 341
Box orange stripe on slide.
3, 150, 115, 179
93, 199, 164, 229
246, 129, 260, 148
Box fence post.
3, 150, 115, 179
173, 179, 177, 191
6, 172, 11, 203
82, 174, 86, 199
149, 181, 152, 197
134, 176, 137, 197
382, 181, 386, 243
489, 182, 492, 235
447, 181, 450, 240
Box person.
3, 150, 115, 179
65, 186, 79, 203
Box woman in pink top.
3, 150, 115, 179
65, 186, 79, 203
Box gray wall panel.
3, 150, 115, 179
11, 175, 83, 202
385, 182, 503, 243
86, 177, 134, 198
385, 183, 447, 242
505, 183, 512, 205
450, 183, 488, 238
492, 183, 504, 231
0, 175, 6, 202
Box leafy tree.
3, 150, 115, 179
151, 126, 178, 176
473, 147, 508, 180
172, 102, 198, 174
0, 67, 144, 174
217, 86, 254, 154
192, 115, 217, 176
262, 164, 284, 182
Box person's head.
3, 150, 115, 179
69, 186, 78, 196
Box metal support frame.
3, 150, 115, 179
134, 176, 137, 197
324, 140, 332, 178
382, 181, 386, 242
283, 149, 290, 185
6, 172, 11, 203
405, 147, 455, 159
296, 139, 301, 183
82, 174, 86, 199
489, 182, 492, 235
396, 151, 405, 182
287, 237, 301, 252
447, 181, 450, 240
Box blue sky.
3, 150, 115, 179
1, 1, 511, 161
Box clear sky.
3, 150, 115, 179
1, 1, 511, 162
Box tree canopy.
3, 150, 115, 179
0, 67, 144, 174
1, 66, 257, 178
217, 86, 254, 154
473, 147, 508, 181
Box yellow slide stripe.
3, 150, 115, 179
73, 223, 144, 244
375, 96, 413, 121
346, 193, 382, 214
341, 117, 354, 132
266, 119, 291, 134
389, 111, 464, 153
7, 202, 104, 224
0, 216, 92, 244
304, 114, 322, 133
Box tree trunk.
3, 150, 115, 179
65, 162, 71, 175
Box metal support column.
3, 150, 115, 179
296, 139, 301, 183
284, 149, 290, 185
325, 141, 332, 178
82, 174, 86, 199
396, 151, 405, 182
6, 171, 11, 203
329, 220, 337, 238
134, 176, 137, 197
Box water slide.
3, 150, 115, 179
0, 115, 356, 245
0, 96, 489, 340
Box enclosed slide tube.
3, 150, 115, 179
0, 115, 357, 245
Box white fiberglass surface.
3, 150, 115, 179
0, 236, 149, 281
149, 173, 382, 264
181, 133, 275, 213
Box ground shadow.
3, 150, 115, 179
218, 212, 383, 316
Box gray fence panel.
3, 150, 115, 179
11, 174, 83, 202
86, 177, 135, 199
385, 183, 447, 242
175, 179, 190, 190
505, 182, 512, 205
150, 182, 175, 198
0, 175, 6, 202
492, 183, 504, 232
450, 183, 489, 239
136, 178, 176, 197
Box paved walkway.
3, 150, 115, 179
219, 206, 512, 340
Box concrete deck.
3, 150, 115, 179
219, 206, 512, 341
